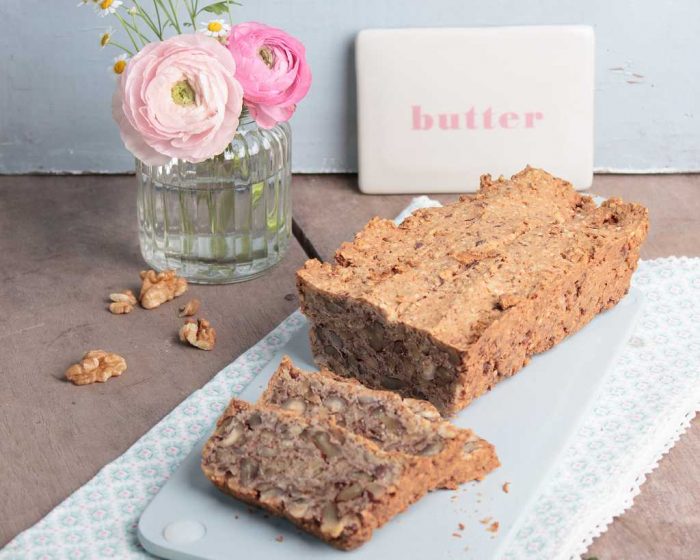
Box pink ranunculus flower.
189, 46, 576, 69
227, 22, 312, 129
112, 33, 244, 165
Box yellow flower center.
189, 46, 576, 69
171, 80, 196, 106
207, 21, 223, 32
100, 33, 111, 47
100, 0, 113, 9
113, 59, 126, 74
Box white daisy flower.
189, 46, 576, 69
96, 0, 123, 17
110, 54, 128, 76
99, 27, 114, 48
200, 19, 231, 39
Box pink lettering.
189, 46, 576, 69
499, 112, 519, 128
524, 111, 544, 128
411, 107, 544, 131
482, 107, 494, 129
465, 108, 477, 129
438, 113, 460, 130
412, 105, 433, 130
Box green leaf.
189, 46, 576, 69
202, 2, 230, 15
199, 0, 242, 16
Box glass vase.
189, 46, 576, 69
136, 108, 292, 284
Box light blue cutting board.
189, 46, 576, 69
138, 289, 643, 560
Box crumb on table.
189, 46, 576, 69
275, 535, 284, 543
502, 482, 510, 493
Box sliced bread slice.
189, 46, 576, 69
259, 357, 499, 489
201, 399, 434, 550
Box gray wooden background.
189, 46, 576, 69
0, 0, 698, 174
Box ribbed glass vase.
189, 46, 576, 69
136, 108, 292, 283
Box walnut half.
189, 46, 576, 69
108, 290, 137, 314
65, 350, 127, 385
139, 269, 188, 309
179, 319, 216, 350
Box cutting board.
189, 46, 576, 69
138, 289, 642, 560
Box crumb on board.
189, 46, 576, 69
487, 521, 500, 533
479, 517, 492, 525
452, 532, 462, 538
502, 482, 510, 494
275, 535, 284, 543
458, 522, 465, 531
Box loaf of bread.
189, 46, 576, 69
297, 167, 649, 415
260, 357, 499, 489
201, 399, 435, 550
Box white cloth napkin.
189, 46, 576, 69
2, 198, 698, 560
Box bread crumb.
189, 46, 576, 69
487, 521, 500, 533
502, 482, 510, 493
479, 517, 492, 524
458, 522, 465, 531
451, 532, 462, 538
275, 535, 284, 543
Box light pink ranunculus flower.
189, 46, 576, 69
227, 22, 312, 129
112, 33, 244, 165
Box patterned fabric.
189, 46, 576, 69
501, 256, 700, 560
2, 197, 698, 560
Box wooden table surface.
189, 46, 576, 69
0, 173, 698, 558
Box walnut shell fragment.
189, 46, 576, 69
139, 269, 188, 309
179, 318, 216, 350
65, 350, 127, 386
178, 298, 201, 317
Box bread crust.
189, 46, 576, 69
296, 167, 649, 415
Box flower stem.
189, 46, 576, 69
182, 0, 196, 29
179, 190, 195, 256
132, 1, 163, 40
118, 13, 150, 46
107, 41, 134, 56
153, 1, 163, 35
130, 13, 149, 47
113, 13, 141, 52
165, 0, 182, 33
